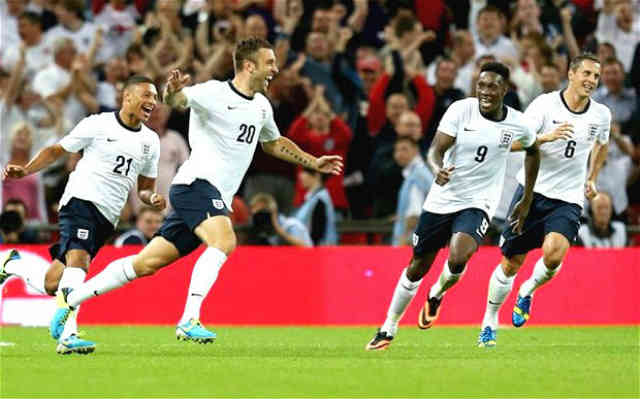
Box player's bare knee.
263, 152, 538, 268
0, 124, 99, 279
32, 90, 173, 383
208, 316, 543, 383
448, 250, 473, 272
542, 251, 563, 269
44, 277, 58, 296
211, 235, 236, 256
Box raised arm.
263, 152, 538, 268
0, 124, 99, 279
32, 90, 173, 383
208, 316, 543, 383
261, 136, 343, 175
163, 69, 191, 110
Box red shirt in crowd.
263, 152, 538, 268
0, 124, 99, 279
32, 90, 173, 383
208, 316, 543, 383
287, 115, 353, 211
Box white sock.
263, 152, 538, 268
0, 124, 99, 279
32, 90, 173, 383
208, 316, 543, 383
60, 305, 80, 340
380, 268, 422, 336
3, 257, 48, 295
519, 257, 561, 298
178, 247, 226, 325
481, 264, 515, 330
429, 260, 464, 300
67, 256, 138, 308
57, 267, 87, 290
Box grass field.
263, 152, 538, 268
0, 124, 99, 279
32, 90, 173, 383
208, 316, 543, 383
0, 325, 638, 397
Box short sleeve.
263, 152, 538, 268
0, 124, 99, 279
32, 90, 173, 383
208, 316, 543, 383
597, 107, 612, 144
58, 117, 94, 152
523, 95, 547, 134
517, 117, 538, 148
436, 99, 466, 137
181, 81, 212, 108
259, 102, 281, 142
141, 134, 160, 178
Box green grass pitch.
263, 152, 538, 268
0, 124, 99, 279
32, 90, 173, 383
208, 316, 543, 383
1, 326, 638, 397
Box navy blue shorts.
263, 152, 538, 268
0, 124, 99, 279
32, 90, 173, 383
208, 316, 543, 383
50, 198, 114, 262
500, 184, 581, 258
412, 208, 490, 256
156, 179, 230, 256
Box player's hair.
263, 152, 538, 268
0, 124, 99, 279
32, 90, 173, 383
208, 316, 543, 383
19, 11, 42, 27
569, 53, 600, 71
602, 56, 624, 71
234, 37, 273, 72
122, 75, 156, 92
477, 4, 503, 18
480, 61, 510, 82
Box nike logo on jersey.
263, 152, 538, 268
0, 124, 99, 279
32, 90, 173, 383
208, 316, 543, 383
107, 138, 117, 142
464, 127, 476, 131
227, 105, 238, 110
552, 120, 565, 124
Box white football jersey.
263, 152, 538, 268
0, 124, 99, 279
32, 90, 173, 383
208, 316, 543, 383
516, 90, 611, 208
59, 112, 160, 226
172, 80, 280, 209
424, 98, 537, 219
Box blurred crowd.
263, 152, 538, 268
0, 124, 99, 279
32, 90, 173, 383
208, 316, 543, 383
1, 0, 639, 248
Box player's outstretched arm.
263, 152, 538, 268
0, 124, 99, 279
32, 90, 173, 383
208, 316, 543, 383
3, 144, 68, 180
509, 142, 540, 234
261, 137, 343, 175
427, 131, 455, 185
163, 69, 191, 110
137, 175, 167, 211
510, 122, 574, 151
585, 141, 608, 199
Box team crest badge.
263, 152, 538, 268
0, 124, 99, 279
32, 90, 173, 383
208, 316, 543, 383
412, 233, 419, 247
498, 129, 514, 148
142, 143, 151, 155
212, 199, 224, 210
77, 229, 89, 240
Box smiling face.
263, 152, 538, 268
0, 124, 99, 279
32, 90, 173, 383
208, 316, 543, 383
476, 71, 507, 115
568, 59, 600, 98
122, 83, 158, 122
247, 48, 278, 94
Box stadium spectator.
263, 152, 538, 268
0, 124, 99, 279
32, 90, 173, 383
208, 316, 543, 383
424, 57, 465, 149
0, 0, 26, 60
2, 122, 47, 224
595, 0, 640, 72
294, 168, 338, 246
46, 0, 108, 65
2, 198, 40, 243
300, 31, 344, 115
97, 57, 129, 111
391, 136, 432, 246
246, 192, 312, 247
471, 5, 518, 62
94, 0, 141, 60
593, 57, 637, 127
449, 30, 476, 95
578, 192, 627, 248
32, 37, 98, 126
289, 85, 352, 213
540, 62, 562, 93
114, 206, 164, 247
369, 110, 424, 219
0, 210, 23, 244
1, 12, 53, 82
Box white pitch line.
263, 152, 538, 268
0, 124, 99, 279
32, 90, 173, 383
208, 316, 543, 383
0, 342, 16, 346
